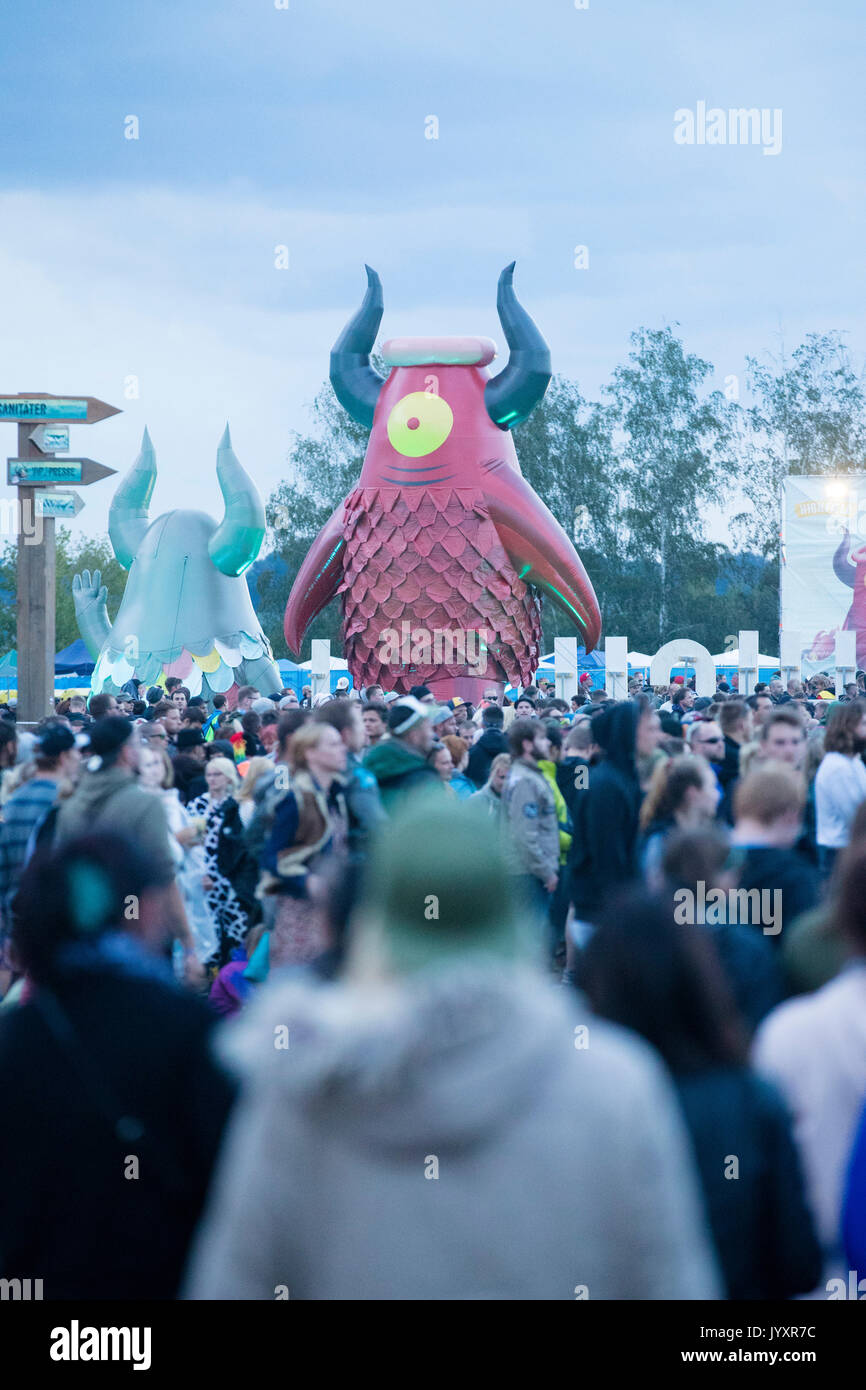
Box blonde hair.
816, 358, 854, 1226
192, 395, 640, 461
734, 761, 805, 825
140, 743, 174, 790
288, 722, 334, 771
237, 756, 274, 801
487, 752, 511, 783
206, 756, 241, 792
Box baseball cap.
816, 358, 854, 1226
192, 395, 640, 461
86, 717, 134, 768
409, 684, 432, 701
359, 794, 529, 974
278, 694, 299, 709
387, 696, 435, 735
176, 728, 205, 751
579, 673, 593, 686
383, 691, 401, 705
335, 676, 350, 691
431, 706, 453, 728
36, 724, 77, 759
672, 676, 685, 685
251, 697, 276, 714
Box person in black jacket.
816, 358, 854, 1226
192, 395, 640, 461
567, 699, 660, 933
556, 718, 598, 821
576, 888, 822, 1300
731, 762, 820, 945
0, 833, 236, 1300
172, 728, 208, 805
466, 704, 508, 789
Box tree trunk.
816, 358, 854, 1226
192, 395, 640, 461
658, 517, 668, 643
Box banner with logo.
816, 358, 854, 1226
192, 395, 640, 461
781, 474, 866, 676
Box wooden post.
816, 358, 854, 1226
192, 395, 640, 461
15, 423, 56, 725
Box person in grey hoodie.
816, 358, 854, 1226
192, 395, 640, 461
186, 796, 720, 1301
53, 718, 191, 951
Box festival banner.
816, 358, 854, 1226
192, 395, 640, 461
781, 474, 866, 677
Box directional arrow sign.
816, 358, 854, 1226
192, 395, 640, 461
30, 424, 70, 453
35, 490, 84, 519
7, 458, 117, 486
0, 395, 121, 424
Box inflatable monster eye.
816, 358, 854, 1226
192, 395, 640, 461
386, 391, 454, 457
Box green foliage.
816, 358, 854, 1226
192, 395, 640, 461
0, 528, 128, 656
262, 380, 371, 659
737, 332, 866, 553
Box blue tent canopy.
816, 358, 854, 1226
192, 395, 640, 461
55, 639, 95, 674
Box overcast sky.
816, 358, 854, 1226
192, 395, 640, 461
1, 0, 864, 542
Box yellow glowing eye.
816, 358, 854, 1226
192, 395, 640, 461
386, 391, 453, 457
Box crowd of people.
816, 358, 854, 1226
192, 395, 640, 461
0, 660, 865, 1301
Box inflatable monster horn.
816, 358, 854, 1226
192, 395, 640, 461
329, 264, 386, 428
109, 426, 157, 570
208, 424, 266, 577
484, 262, 552, 430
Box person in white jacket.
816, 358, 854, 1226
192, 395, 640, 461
814, 700, 866, 877
186, 796, 720, 1301
753, 838, 866, 1290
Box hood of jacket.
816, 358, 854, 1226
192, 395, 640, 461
475, 727, 507, 751
217, 963, 578, 1152
590, 701, 639, 777
363, 738, 429, 785
61, 764, 137, 818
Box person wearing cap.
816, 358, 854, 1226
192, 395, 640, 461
513, 692, 537, 719
334, 676, 351, 699
362, 698, 440, 813
52, 719, 191, 950
431, 705, 458, 739
173, 728, 208, 805
279, 691, 300, 711
187, 797, 720, 1301
0, 722, 82, 991
408, 684, 435, 705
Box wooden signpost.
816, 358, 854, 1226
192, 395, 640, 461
1, 395, 120, 724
